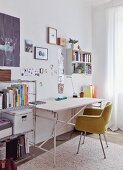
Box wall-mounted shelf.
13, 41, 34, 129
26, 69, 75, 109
64, 48, 92, 75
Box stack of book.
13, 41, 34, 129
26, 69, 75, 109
0, 84, 29, 109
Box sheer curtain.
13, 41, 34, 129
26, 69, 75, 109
106, 6, 123, 130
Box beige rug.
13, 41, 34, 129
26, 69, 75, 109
18, 136, 123, 170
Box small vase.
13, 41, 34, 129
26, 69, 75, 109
80, 91, 84, 98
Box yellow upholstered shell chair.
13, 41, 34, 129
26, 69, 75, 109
75, 102, 112, 159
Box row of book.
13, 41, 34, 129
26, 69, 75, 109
6, 135, 29, 160
72, 51, 91, 63
0, 84, 29, 109
0, 135, 29, 161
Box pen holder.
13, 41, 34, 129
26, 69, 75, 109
73, 93, 78, 98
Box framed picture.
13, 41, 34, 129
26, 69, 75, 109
48, 27, 57, 45
34, 47, 48, 60
0, 13, 20, 67
25, 39, 33, 53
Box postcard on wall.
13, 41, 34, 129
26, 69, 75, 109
25, 39, 33, 53
58, 75, 64, 84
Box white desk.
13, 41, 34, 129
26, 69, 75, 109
36, 97, 104, 166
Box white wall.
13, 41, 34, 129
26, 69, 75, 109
92, 4, 107, 98
0, 0, 93, 143
0, 0, 93, 99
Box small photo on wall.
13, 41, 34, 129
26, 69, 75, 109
34, 46, 48, 60
25, 39, 33, 53
58, 83, 64, 94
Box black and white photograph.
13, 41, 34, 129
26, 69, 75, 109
0, 13, 20, 67
34, 46, 48, 60
25, 39, 33, 53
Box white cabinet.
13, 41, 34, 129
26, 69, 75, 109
64, 48, 92, 75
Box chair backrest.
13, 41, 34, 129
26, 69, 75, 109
101, 102, 112, 125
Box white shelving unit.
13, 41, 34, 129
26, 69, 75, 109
0, 79, 36, 163
64, 48, 92, 75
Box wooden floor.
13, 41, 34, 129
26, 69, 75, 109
18, 129, 123, 165
90, 129, 123, 145
31, 129, 123, 158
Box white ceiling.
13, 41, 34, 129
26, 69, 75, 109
91, 0, 112, 6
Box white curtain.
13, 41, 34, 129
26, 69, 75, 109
106, 6, 123, 130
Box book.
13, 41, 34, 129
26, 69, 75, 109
0, 93, 3, 109
74, 51, 78, 61
20, 84, 24, 106
25, 134, 29, 154
6, 138, 19, 160
82, 85, 93, 98
18, 135, 26, 158
13, 88, 17, 107
2, 89, 7, 109
8, 88, 14, 108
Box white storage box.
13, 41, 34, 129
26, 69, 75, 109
2, 108, 33, 135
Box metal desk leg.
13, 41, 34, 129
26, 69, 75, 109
53, 112, 57, 166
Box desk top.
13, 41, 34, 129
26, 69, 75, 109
36, 98, 104, 112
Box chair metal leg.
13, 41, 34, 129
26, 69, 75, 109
103, 133, 108, 147
82, 131, 86, 144
99, 134, 106, 159
77, 132, 83, 154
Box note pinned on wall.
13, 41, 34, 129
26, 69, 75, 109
21, 68, 40, 77
58, 49, 64, 94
